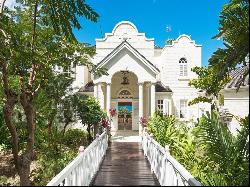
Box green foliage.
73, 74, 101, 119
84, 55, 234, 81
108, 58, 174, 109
118, 108, 131, 117
61, 129, 88, 148
218, 93, 224, 106
209, 0, 249, 83
195, 111, 249, 185
73, 94, 105, 142
41, 0, 99, 41
147, 111, 249, 186
32, 128, 88, 186
0, 0, 105, 185
189, 0, 249, 106
188, 96, 213, 106
0, 106, 12, 149
165, 38, 175, 45
32, 146, 77, 186
188, 66, 231, 105
146, 114, 177, 147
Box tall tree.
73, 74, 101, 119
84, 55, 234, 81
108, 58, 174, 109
189, 0, 249, 106
0, 1, 103, 185
73, 94, 105, 144
209, 0, 249, 83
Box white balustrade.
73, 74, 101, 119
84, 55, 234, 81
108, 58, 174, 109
47, 129, 108, 186
142, 128, 202, 186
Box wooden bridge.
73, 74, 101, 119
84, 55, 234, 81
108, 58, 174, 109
47, 129, 202, 186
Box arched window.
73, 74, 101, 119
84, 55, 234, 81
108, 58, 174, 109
179, 58, 188, 76
118, 90, 133, 99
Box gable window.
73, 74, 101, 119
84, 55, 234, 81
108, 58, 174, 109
179, 58, 188, 77
180, 99, 188, 118
157, 100, 164, 113
118, 90, 133, 99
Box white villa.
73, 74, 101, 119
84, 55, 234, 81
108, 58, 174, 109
220, 64, 249, 134
73, 21, 211, 133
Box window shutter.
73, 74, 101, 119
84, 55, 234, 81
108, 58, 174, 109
184, 64, 187, 76
163, 99, 169, 115
180, 64, 183, 76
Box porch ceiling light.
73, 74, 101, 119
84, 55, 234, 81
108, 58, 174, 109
121, 70, 129, 85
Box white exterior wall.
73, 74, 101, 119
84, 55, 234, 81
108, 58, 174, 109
72, 65, 87, 91
222, 87, 249, 134
155, 35, 204, 120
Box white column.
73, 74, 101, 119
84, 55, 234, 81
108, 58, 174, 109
139, 82, 144, 135
147, 85, 151, 117
151, 83, 156, 116
94, 84, 98, 99
169, 99, 172, 115
106, 83, 111, 117
98, 83, 104, 109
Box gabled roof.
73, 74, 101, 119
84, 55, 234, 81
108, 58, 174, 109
224, 64, 249, 89
96, 40, 160, 74
156, 82, 172, 92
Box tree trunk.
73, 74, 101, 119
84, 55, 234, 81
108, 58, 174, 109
2, 92, 32, 186
19, 91, 35, 186
18, 153, 33, 186
62, 121, 70, 136
87, 124, 92, 144
47, 118, 53, 135
3, 91, 19, 170
93, 124, 99, 138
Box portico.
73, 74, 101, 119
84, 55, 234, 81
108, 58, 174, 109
93, 72, 158, 134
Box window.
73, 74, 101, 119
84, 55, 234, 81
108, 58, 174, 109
118, 90, 132, 99
179, 58, 188, 77
157, 100, 164, 113
180, 100, 187, 118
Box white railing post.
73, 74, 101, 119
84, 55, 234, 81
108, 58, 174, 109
47, 130, 108, 186
79, 146, 85, 155
149, 133, 154, 174
165, 145, 170, 153
141, 131, 202, 186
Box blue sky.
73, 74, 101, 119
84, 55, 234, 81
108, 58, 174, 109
74, 0, 229, 67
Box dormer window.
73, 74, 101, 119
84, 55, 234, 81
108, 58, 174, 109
179, 58, 188, 77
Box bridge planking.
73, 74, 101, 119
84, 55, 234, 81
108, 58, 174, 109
91, 142, 160, 186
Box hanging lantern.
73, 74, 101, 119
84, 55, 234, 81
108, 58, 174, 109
121, 71, 129, 85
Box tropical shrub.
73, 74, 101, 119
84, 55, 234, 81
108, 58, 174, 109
73, 94, 106, 143
31, 128, 88, 186
61, 128, 88, 148
194, 111, 249, 186
32, 145, 77, 186
146, 111, 249, 186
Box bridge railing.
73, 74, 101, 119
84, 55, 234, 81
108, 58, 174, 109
142, 129, 202, 186
47, 129, 108, 186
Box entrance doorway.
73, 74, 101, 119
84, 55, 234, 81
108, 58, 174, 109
118, 102, 132, 130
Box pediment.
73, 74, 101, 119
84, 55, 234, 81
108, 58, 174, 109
96, 40, 160, 75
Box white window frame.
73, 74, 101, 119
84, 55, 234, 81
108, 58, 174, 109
157, 100, 164, 113
179, 58, 188, 77
163, 99, 169, 116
